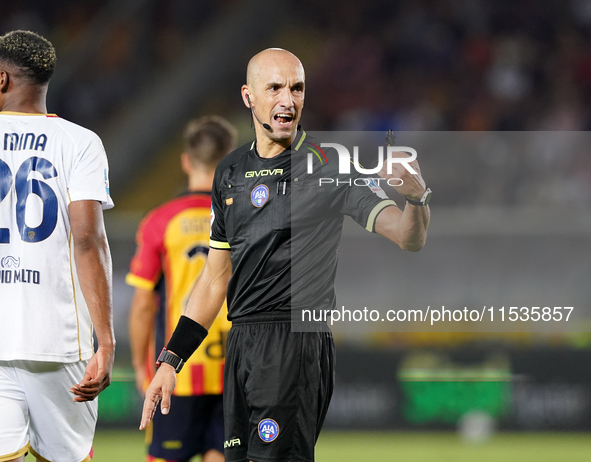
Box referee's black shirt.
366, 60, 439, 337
209, 131, 397, 320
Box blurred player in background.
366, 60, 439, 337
127, 116, 237, 462
0, 31, 115, 462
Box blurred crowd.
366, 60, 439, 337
303, 0, 591, 132
300, 0, 591, 206
0, 0, 220, 131
1, 0, 590, 206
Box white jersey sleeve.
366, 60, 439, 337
0, 112, 114, 362
68, 133, 113, 208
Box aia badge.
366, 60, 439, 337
251, 184, 269, 208
258, 418, 279, 443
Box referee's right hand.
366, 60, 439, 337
139, 363, 177, 430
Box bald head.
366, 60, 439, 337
246, 48, 304, 89
242, 48, 305, 150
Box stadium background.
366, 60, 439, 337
2, 0, 591, 460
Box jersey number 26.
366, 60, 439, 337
0, 156, 58, 243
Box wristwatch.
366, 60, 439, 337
406, 188, 432, 206
156, 348, 184, 373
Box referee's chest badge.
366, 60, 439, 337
251, 184, 270, 207
258, 418, 280, 442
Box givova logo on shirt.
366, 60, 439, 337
258, 418, 279, 442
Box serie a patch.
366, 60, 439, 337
258, 418, 279, 442
366, 178, 388, 199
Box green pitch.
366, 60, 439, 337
26, 430, 591, 461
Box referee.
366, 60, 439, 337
140, 48, 430, 462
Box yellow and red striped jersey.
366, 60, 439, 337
126, 192, 230, 396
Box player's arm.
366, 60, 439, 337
140, 248, 231, 430
374, 152, 430, 251
129, 287, 158, 393
68, 200, 115, 402
182, 248, 232, 328
374, 202, 429, 251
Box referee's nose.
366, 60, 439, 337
277, 86, 295, 110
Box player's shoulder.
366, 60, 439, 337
157, 192, 212, 216
294, 131, 341, 176
141, 192, 211, 228
293, 131, 335, 160
297, 132, 333, 155
32, 115, 104, 151
55, 117, 102, 139
215, 140, 253, 174
298, 131, 320, 148
49, 116, 104, 147
0, 113, 100, 140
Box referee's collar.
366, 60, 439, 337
250, 130, 307, 154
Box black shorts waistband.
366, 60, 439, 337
231, 312, 292, 325
230, 312, 331, 332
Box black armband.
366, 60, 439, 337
166, 315, 208, 362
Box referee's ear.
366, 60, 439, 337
241, 85, 252, 108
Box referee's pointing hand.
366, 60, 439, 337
139, 363, 177, 430
379, 150, 427, 202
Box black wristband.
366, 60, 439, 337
166, 315, 208, 362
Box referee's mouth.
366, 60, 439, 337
273, 112, 295, 129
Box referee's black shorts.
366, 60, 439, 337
223, 312, 335, 462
